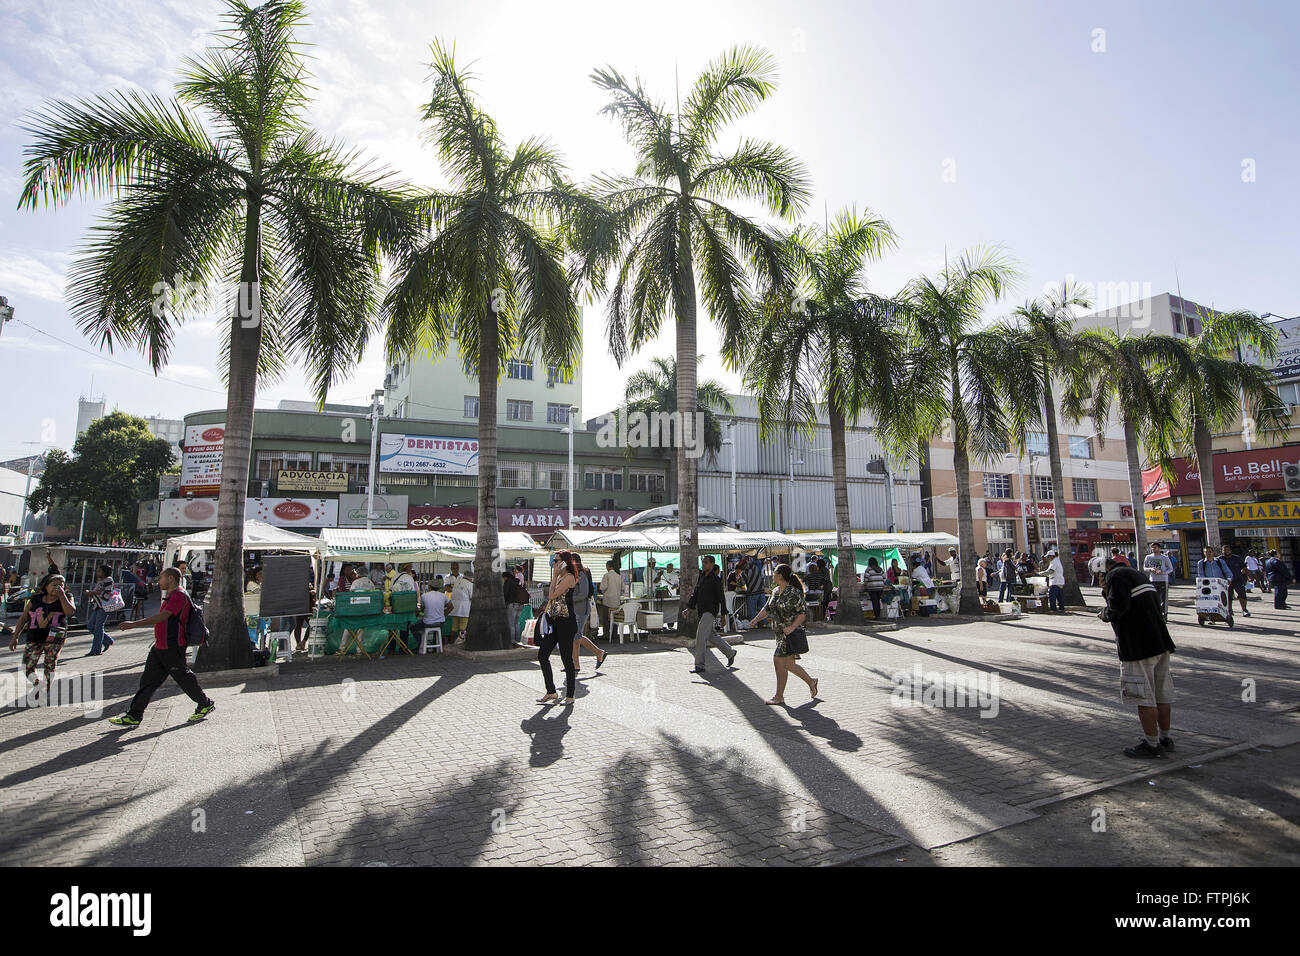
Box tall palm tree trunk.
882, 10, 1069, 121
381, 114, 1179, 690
1122, 415, 1149, 558
197, 199, 261, 673
675, 230, 700, 631
1043, 383, 1084, 605
950, 369, 982, 615
828, 405, 863, 624
1193, 419, 1221, 549
465, 307, 509, 650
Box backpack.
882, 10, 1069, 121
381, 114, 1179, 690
182, 592, 210, 648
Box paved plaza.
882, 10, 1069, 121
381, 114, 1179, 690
2, 588, 1297, 866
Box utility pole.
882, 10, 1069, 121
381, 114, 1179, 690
366, 389, 383, 530
0, 296, 13, 337
564, 405, 577, 529
723, 421, 738, 527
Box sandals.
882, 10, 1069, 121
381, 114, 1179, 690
596, 652, 607, 669
810, 678, 821, 700
765, 697, 785, 705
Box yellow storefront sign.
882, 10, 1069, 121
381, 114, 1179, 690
1146, 500, 1300, 527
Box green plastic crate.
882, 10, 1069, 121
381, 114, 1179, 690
389, 591, 419, 614
335, 591, 382, 616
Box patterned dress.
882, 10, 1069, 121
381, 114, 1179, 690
768, 585, 808, 658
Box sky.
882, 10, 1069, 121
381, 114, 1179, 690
1, 0, 1297, 461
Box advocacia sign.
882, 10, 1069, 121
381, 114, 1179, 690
277, 469, 348, 492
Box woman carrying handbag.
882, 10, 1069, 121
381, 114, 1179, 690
749, 563, 820, 706
536, 550, 579, 705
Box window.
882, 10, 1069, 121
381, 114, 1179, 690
499, 460, 531, 488
584, 466, 623, 491
1032, 474, 1054, 500
547, 403, 571, 425
983, 473, 1012, 499
1172, 312, 1184, 334
317, 453, 370, 486
1039, 518, 1058, 543
464, 396, 479, 419
1026, 432, 1050, 456
256, 451, 311, 480
506, 357, 534, 380
547, 365, 573, 386
537, 463, 568, 491
507, 399, 533, 422
987, 519, 1016, 542
1068, 435, 1093, 459
629, 470, 666, 493
1277, 381, 1300, 407
1072, 477, 1098, 502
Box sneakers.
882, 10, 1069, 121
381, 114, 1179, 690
1123, 739, 1167, 759
1160, 736, 1175, 753
108, 713, 141, 727
188, 702, 216, 722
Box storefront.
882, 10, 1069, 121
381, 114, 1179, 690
1145, 500, 1300, 575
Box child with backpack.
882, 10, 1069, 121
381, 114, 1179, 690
109, 567, 215, 727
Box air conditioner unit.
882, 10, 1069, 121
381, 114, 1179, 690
1284, 462, 1300, 493
550, 490, 567, 502
513, 497, 527, 508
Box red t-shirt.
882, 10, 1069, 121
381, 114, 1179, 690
155, 589, 191, 649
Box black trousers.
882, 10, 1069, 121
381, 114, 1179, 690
127, 646, 211, 719
537, 616, 577, 698
1275, 582, 1289, 609
866, 589, 882, 618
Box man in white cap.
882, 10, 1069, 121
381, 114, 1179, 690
1040, 547, 1066, 613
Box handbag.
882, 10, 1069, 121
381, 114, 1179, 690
546, 596, 570, 619
101, 588, 126, 613
784, 626, 809, 655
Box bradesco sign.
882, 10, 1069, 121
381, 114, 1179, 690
379, 434, 478, 475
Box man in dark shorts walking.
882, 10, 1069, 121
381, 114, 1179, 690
109, 567, 215, 727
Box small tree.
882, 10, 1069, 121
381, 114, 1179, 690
28, 412, 174, 540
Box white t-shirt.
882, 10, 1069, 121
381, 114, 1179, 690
1245, 555, 1259, 572
1045, 557, 1065, 587
420, 589, 447, 624
911, 565, 934, 589
601, 570, 623, 607
450, 577, 473, 617
391, 572, 417, 592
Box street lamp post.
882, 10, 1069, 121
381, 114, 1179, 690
786, 449, 804, 534
563, 405, 578, 529
365, 389, 383, 530
722, 421, 737, 527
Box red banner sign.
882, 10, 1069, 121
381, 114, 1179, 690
1142, 447, 1300, 501
407, 507, 637, 538
984, 501, 1103, 519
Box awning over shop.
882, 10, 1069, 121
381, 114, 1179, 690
791, 531, 960, 550
319, 528, 547, 562
544, 527, 804, 553
165, 519, 325, 565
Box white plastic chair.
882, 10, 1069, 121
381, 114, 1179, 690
611, 601, 642, 643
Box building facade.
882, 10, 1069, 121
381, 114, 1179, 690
383, 344, 583, 430
150, 401, 668, 536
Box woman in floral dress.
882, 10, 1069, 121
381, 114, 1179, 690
749, 563, 820, 705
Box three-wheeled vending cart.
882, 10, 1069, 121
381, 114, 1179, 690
1195, 576, 1233, 627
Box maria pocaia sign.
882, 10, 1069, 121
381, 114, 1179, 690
379, 434, 479, 475
408, 506, 635, 535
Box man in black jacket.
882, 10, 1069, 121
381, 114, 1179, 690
1264, 549, 1293, 610
1100, 558, 1177, 758
687, 556, 736, 675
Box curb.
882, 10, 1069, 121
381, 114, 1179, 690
191, 663, 279, 684
444, 644, 538, 662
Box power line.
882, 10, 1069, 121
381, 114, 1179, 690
7, 319, 228, 395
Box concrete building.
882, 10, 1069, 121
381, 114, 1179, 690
586, 394, 923, 535
1075, 291, 1210, 339
75, 395, 105, 438
927, 413, 1137, 563
383, 344, 583, 430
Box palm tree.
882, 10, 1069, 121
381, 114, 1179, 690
1010, 281, 1093, 606
1154, 308, 1290, 548
384, 43, 585, 651
577, 46, 809, 622
1065, 329, 1182, 559
745, 207, 905, 625
18, 0, 418, 670
616, 356, 735, 492
896, 248, 1036, 615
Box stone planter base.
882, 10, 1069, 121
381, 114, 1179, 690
190, 663, 279, 684
444, 644, 538, 662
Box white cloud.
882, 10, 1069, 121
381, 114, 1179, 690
0, 248, 66, 303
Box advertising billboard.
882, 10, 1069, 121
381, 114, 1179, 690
379, 434, 479, 475
179, 423, 224, 494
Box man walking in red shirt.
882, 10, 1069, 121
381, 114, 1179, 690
108, 567, 215, 727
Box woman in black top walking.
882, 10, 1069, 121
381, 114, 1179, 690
9, 573, 76, 700
537, 550, 579, 705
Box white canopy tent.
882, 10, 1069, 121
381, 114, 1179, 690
791, 531, 960, 551
164, 519, 326, 567
318, 528, 547, 562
